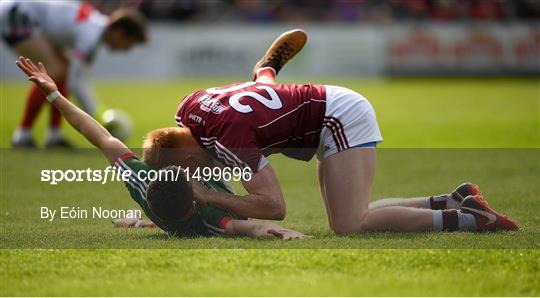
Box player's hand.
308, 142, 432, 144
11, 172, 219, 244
267, 228, 312, 240
15, 56, 58, 96
112, 218, 157, 228
191, 180, 210, 205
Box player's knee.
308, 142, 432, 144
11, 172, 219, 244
332, 224, 360, 235
331, 208, 369, 235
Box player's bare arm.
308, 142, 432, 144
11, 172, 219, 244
113, 214, 309, 239
225, 219, 309, 239
15, 56, 130, 164
173, 28, 519, 234
15, 60, 307, 238
193, 164, 286, 220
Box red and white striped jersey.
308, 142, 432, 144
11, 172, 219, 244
0, 0, 107, 62
176, 82, 326, 173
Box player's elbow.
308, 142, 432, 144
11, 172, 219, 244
272, 211, 286, 221
267, 199, 286, 220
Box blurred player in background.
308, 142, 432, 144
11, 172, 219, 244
1, 0, 147, 148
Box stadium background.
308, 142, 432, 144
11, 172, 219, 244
2, 0, 539, 79
1, 0, 539, 296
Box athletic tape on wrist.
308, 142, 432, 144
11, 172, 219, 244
46, 90, 61, 102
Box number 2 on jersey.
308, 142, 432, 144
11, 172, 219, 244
206, 82, 283, 113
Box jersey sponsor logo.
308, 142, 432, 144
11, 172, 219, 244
188, 113, 205, 125
198, 95, 225, 114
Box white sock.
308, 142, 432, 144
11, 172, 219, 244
457, 211, 477, 231
432, 210, 443, 231
432, 210, 478, 231
447, 195, 461, 209
420, 198, 431, 209
47, 128, 63, 142
12, 128, 32, 142
421, 194, 461, 210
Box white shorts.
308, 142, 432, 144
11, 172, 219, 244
317, 85, 383, 160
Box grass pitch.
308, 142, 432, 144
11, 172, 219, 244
1, 77, 539, 296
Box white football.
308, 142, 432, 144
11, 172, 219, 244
102, 109, 133, 141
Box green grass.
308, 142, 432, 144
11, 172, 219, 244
2, 249, 538, 296
1, 77, 538, 149
1, 78, 539, 296
1, 149, 538, 249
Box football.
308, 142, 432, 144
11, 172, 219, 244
101, 109, 133, 141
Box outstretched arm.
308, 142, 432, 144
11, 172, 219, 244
225, 219, 310, 240
16, 57, 129, 164
112, 215, 309, 239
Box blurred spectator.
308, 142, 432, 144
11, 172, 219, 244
87, 0, 540, 23
514, 0, 540, 19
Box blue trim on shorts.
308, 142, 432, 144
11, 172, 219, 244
352, 141, 377, 148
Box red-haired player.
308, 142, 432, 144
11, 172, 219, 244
146, 30, 518, 234
15, 56, 310, 239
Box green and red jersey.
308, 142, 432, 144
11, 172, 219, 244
114, 152, 240, 237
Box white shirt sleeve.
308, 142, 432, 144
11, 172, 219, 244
72, 7, 107, 63
67, 56, 98, 115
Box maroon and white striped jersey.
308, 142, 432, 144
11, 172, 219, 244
175, 82, 326, 173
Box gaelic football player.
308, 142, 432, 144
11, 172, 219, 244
144, 29, 517, 234
15, 56, 309, 239
2, 0, 147, 148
